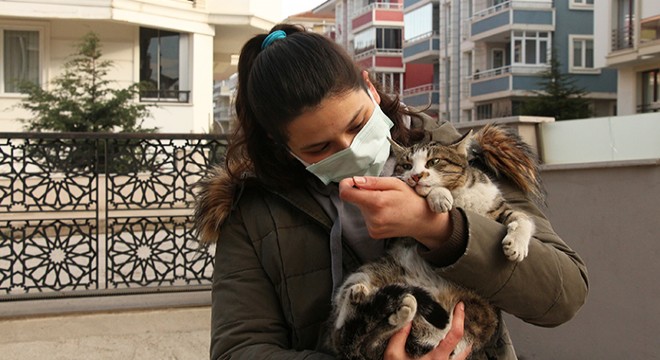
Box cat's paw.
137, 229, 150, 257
426, 187, 453, 213
388, 294, 417, 326
502, 233, 529, 262
348, 283, 370, 305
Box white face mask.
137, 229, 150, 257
298, 98, 394, 185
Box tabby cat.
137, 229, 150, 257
389, 125, 541, 263
330, 125, 544, 360
330, 239, 498, 359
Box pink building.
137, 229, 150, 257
315, 0, 433, 97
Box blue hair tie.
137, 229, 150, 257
261, 30, 287, 50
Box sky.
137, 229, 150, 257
281, 0, 328, 19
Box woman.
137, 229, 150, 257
194, 24, 588, 359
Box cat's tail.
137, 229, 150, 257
471, 124, 546, 206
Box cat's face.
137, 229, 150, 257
389, 134, 471, 193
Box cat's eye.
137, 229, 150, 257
402, 164, 412, 170
426, 158, 440, 168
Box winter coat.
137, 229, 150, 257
195, 121, 589, 360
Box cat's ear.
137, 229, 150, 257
387, 137, 406, 157
451, 130, 474, 156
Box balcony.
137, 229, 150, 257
352, 2, 404, 32
469, 64, 548, 101
470, 1, 554, 42
637, 102, 660, 113
355, 48, 404, 71
403, 31, 440, 63
641, 16, 660, 45
402, 83, 440, 110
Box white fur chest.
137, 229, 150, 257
452, 182, 500, 215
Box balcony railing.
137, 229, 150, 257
353, 1, 403, 19
404, 30, 439, 44
637, 102, 660, 113
403, 83, 439, 96
472, 0, 511, 19
471, 0, 553, 20
471, 64, 549, 81
354, 47, 403, 60
473, 65, 512, 80
612, 25, 635, 51
0, 132, 227, 302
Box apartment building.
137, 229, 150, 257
403, 0, 619, 122
317, 0, 618, 122
315, 0, 406, 95
283, 9, 336, 37
595, 0, 660, 115
0, 0, 281, 133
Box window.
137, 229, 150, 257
1, 28, 41, 94
354, 28, 376, 54
614, 0, 635, 50
403, 3, 437, 42
570, 0, 594, 10
640, 69, 660, 113
491, 48, 505, 69
512, 31, 550, 66
139, 27, 189, 102
476, 104, 492, 120
354, 27, 402, 54
377, 28, 402, 50
569, 35, 598, 73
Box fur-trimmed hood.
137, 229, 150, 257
193, 166, 240, 244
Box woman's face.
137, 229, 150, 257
286, 87, 381, 165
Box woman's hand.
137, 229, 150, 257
384, 302, 472, 360
338, 176, 452, 249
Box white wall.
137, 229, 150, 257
616, 67, 638, 116
540, 112, 660, 165
207, 0, 284, 23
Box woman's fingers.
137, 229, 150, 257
384, 322, 413, 360
430, 302, 468, 359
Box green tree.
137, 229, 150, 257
18, 31, 155, 132
521, 55, 592, 120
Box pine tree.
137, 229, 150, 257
521, 55, 592, 121
18, 32, 155, 132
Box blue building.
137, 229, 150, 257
402, 0, 618, 122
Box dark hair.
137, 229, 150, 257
227, 24, 424, 189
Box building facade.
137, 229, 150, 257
318, 0, 618, 123
595, 0, 660, 115
0, 0, 281, 133
315, 0, 406, 95
403, 0, 618, 122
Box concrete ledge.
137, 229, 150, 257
541, 158, 660, 171
0, 290, 211, 319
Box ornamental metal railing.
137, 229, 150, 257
0, 132, 227, 301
